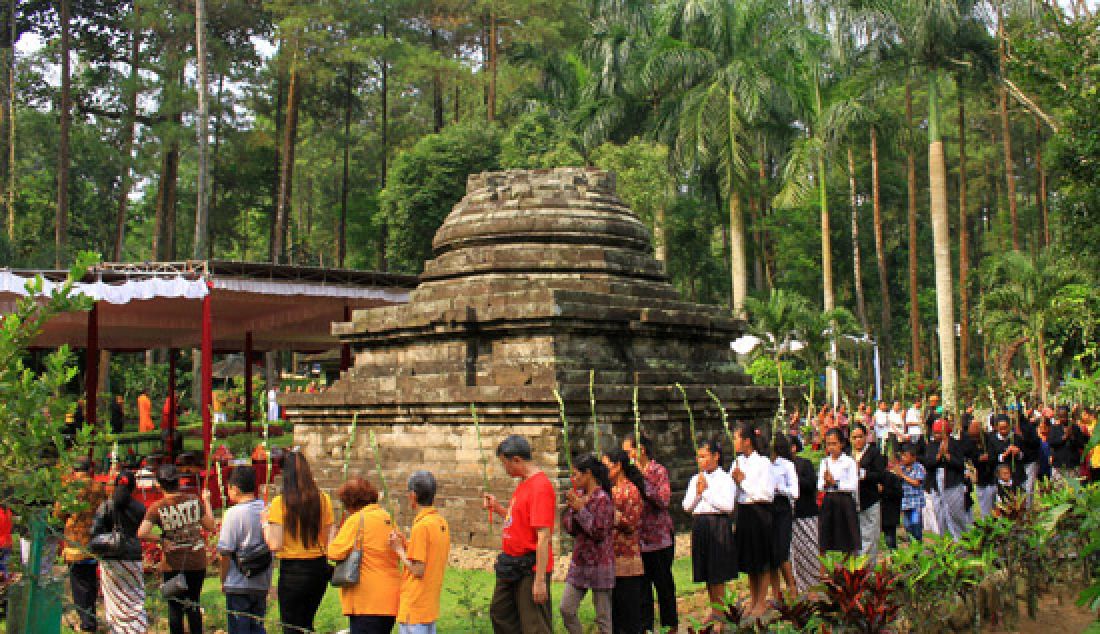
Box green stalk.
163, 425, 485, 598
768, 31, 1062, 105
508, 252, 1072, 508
471, 403, 494, 531
369, 430, 394, 521
589, 369, 599, 454
342, 413, 359, 480
215, 459, 226, 509
553, 388, 574, 473
262, 412, 272, 497
632, 384, 642, 463
676, 383, 701, 459
705, 388, 734, 448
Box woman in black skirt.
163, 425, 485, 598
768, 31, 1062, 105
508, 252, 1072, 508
769, 435, 799, 599
818, 428, 861, 556
681, 438, 737, 625
730, 423, 775, 618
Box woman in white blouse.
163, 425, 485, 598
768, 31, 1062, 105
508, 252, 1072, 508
769, 434, 799, 599
731, 423, 775, 618
682, 439, 737, 626
818, 428, 861, 555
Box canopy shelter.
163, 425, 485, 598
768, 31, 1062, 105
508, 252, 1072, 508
0, 260, 416, 464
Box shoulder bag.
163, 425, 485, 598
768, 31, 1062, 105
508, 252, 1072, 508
330, 511, 364, 587
88, 503, 125, 558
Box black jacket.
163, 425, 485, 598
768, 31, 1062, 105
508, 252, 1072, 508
852, 444, 886, 511
793, 456, 819, 519
1017, 416, 1042, 464
962, 435, 996, 486
1049, 423, 1088, 469
922, 436, 967, 492
91, 498, 147, 561
879, 470, 903, 529
986, 432, 1026, 484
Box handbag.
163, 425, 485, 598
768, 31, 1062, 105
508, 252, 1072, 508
88, 503, 125, 558
233, 541, 272, 578
330, 512, 364, 587
160, 572, 189, 598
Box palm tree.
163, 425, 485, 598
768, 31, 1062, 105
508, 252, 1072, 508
981, 250, 1091, 404
745, 289, 815, 414
648, 0, 796, 317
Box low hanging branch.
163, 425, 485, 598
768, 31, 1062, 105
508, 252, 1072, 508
471, 404, 494, 530
553, 388, 574, 473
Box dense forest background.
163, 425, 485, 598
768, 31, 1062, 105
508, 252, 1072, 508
1, 0, 1098, 404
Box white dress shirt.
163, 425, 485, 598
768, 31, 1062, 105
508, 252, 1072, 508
733, 452, 775, 504
771, 457, 799, 500
818, 453, 859, 494
873, 410, 891, 438
888, 410, 905, 437
683, 467, 736, 514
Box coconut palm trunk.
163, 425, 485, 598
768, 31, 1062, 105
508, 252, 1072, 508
958, 85, 970, 384
729, 89, 748, 318
927, 71, 957, 414
906, 79, 921, 376
870, 126, 893, 384
848, 146, 868, 333
997, 4, 1020, 250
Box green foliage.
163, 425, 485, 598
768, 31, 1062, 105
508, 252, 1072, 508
499, 108, 583, 169
382, 123, 502, 273
0, 252, 98, 519
745, 356, 813, 388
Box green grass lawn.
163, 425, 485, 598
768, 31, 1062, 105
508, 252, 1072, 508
186, 556, 700, 633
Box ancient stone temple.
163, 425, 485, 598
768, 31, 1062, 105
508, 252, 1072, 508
283, 167, 780, 547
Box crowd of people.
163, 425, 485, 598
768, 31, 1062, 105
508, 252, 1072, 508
32, 396, 1100, 634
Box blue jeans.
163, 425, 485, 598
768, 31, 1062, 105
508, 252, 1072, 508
226, 593, 267, 634
902, 508, 923, 542
398, 624, 437, 634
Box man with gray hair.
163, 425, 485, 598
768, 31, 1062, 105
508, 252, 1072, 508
483, 434, 556, 633
390, 471, 450, 634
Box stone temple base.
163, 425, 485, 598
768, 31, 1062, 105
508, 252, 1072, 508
284, 168, 782, 549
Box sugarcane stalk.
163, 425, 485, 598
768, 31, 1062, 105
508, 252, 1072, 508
553, 388, 574, 473
676, 383, 701, 461
342, 413, 359, 480
368, 430, 394, 522
589, 369, 600, 454
705, 388, 734, 448
214, 459, 226, 509
262, 413, 273, 500
632, 384, 642, 464
471, 404, 494, 530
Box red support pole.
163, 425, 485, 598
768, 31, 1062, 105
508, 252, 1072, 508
340, 305, 352, 372
201, 287, 213, 469
85, 303, 98, 429
244, 331, 253, 433
167, 349, 176, 458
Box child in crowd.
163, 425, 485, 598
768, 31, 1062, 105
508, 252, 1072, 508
891, 444, 926, 543
994, 463, 1023, 513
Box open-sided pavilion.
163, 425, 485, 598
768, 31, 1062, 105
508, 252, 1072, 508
0, 260, 417, 464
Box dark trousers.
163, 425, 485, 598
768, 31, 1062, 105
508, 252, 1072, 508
227, 593, 268, 634
640, 546, 678, 632
882, 525, 898, 550
349, 615, 396, 634
163, 569, 206, 634
490, 572, 553, 634
70, 561, 99, 632
278, 557, 332, 634
612, 575, 643, 634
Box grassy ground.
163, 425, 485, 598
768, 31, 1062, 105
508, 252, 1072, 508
189, 556, 700, 633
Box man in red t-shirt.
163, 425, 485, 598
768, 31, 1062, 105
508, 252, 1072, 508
483, 434, 555, 633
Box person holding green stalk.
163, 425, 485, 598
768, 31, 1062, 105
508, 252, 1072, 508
483, 435, 556, 634
681, 438, 736, 627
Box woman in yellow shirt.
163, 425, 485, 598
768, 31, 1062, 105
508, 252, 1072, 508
263, 451, 335, 634
330, 477, 401, 634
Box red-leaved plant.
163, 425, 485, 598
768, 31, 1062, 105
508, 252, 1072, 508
816, 558, 900, 633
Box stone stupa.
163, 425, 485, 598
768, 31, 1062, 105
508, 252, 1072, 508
284, 167, 781, 546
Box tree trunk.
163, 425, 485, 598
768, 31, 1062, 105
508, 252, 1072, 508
338, 63, 353, 267
870, 127, 893, 386
906, 79, 922, 376
152, 132, 180, 261
654, 203, 668, 263
1036, 117, 1048, 247
192, 0, 210, 259
848, 146, 869, 333
378, 16, 389, 271
112, 3, 141, 261
927, 71, 957, 415
998, 5, 1020, 250
488, 8, 497, 122
55, 0, 72, 268
1036, 327, 1047, 404
5, 0, 12, 244
750, 194, 765, 292
209, 73, 224, 259
269, 54, 285, 261
0, 0, 10, 241
958, 84, 970, 385
272, 64, 302, 264
431, 27, 444, 133
728, 90, 747, 318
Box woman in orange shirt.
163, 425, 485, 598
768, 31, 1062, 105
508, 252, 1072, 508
330, 477, 401, 634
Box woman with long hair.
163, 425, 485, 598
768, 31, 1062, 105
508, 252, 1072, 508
621, 434, 677, 633
329, 477, 400, 634
91, 470, 147, 634
768, 434, 799, 599
682, 439, 736, 626
602, 449, 646, 634
730, 423, 775, 618
818, 428, 860, 556
264, 451, 335, 633
559, 455, 615, 634
790, 442, 821, 593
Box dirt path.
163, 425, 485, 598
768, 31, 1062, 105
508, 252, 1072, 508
986, 585, 1096, 634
